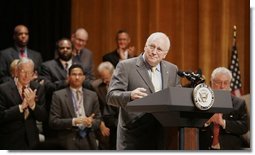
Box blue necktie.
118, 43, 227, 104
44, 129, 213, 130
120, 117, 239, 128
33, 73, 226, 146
78, 126, 88, 138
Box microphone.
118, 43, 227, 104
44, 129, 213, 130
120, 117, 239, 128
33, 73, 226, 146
177, 71, 196, 81
177, 70, 205, 87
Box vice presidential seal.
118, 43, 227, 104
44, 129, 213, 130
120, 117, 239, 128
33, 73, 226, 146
193, 83, 214, 110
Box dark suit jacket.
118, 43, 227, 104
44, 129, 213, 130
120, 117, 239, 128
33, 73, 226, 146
39, 58, 94, 109
49, 87, 101, 149
72, 48, 95, 81
107, 54, 181, 150
0, 46, 43, 83
102, 49, 133, 67
0, 79, 47, 149
91, 79, 119, 122
40, 59, 68, 96
199, 95, 248, 150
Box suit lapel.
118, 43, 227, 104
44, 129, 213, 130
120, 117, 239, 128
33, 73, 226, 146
65, 88, 76, 117
9, 80, 22, 105
55, 59, 68, 79
11, 47, 20, 59
136, 55, 154, 93
160, 61, 170, 89
82, 89, 91, 116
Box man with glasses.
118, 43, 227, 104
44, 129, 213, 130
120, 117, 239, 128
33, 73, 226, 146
199, 67, 248, 150
71, 28, 95, 81
0, 58, 47, 149
107, 32, 181, 150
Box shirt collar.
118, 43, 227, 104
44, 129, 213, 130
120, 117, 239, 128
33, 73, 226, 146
70, 86, 82, 93
142, 54, 161, 72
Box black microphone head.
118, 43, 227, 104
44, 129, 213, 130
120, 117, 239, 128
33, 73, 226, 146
177, 71, 185, 77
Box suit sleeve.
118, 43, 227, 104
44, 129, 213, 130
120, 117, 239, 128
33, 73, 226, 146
224, 98, 248, 135
49, 92, 73, 130
106, 61, 132, 108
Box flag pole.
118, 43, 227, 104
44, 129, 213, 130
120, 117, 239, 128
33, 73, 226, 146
233, 25, 237, 44
229, 25, 242, 96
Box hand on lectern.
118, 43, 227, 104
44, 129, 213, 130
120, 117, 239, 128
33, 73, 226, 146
207, 113, 224, 127
130, 87, 148, 100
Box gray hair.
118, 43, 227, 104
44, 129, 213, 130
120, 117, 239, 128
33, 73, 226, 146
146, 32, 170, 51
211, 67, 232, 81
17, 58, 34, 70
97, 61, 114, 74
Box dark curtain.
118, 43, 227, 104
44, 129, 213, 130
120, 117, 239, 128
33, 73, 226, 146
0, 0, 71, 61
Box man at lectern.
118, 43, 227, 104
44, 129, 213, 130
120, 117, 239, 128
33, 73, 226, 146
199, 67, 248, 150
106, 32, 181, 150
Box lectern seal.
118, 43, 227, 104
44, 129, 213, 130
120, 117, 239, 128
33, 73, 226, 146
193, 83, 214, 110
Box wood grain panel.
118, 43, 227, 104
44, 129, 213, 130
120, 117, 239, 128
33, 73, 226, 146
71, 0, 250, 150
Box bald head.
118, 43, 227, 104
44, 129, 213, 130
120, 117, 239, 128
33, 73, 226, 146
13, 25, 29, 47
71, 28, 89, 53
146, 32, 170, 52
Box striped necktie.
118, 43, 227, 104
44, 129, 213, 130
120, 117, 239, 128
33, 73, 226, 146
151, 67, 161, 92
22, 86, 29, 119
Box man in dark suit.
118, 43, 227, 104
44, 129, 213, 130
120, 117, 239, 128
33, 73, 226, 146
0, 25, 43, 84
49, 64, 101, 149
92, 61, 118, 150
199, 67, 248, 150
0, 58, 47, 149
103, 30, 135, 67
39, 38, 73, 139
107, 32, 181, 150
71, 28, 95, 81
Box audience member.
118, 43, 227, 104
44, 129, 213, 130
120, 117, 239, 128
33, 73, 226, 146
0, 25, 43, 84
39, 38, 74, 140
0, 58, 47, 149
92, 61, 118, 150
106, 32, 181, 149
10, 59, 20, 78
199, 67, 248, 150
49, 64, 101, 149
103, 30, 135, 67
71, 28, 95, 81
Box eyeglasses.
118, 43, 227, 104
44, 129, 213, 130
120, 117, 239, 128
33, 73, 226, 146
19, 70, 34, 76
147, 44, 167, 53
212, 80, 230, 86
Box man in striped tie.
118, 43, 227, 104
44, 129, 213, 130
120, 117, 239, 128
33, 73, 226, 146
0, 58, 47, 149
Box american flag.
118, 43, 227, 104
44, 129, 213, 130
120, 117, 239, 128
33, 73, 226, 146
229, 27, 242, 97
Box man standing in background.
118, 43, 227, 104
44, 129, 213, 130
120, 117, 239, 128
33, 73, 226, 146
71, 28, 95, 81
103, 30, 135, 67
0, 25, 43, 84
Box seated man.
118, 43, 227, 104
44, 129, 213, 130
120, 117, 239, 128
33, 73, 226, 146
49, 64, 101, 149
199, 67, 248, 150
92, 61, 118, 150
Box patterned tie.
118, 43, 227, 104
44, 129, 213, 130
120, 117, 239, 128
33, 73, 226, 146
151, 67, 161, 92
20, 48, 25, 58
22, 86, 29, 119
76, 90, 81, 101
212, 123, 220, 146
64, 62, 69, 73
76, 90, 87, 138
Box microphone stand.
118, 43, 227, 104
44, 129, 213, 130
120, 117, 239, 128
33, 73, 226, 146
178, 71, 205, 150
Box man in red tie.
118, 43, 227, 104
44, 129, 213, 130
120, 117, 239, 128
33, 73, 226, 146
0, 24, 43, 84
199, 67, 248, 150
0, 58, 47, 149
